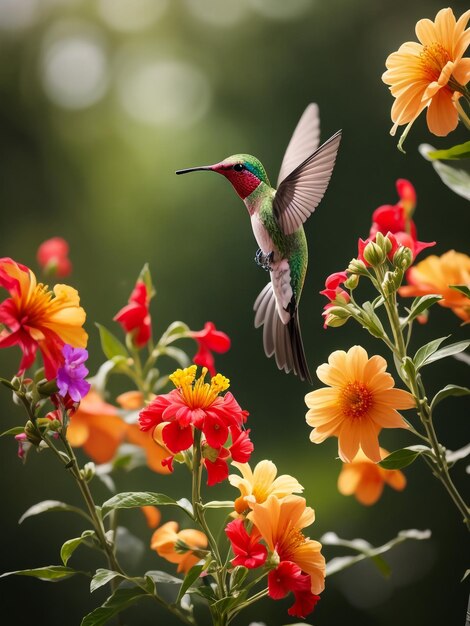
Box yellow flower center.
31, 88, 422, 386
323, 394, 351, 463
278, 527, 305, 561
340, 381, 373, 419
420, 42, 451, 81
169, 365, 230, 409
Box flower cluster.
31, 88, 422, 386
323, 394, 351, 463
114, 279, 152, 348
224, 460, 325, 618
0, 257, 87, 379
139, 365, 252, 484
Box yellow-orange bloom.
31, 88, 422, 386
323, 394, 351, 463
67, 390, 127, 463
399, 250, 470, 323
229, 460, 303, 514
305, 346, 415, 463
151, 521, 207, 574
248, 495, 325, 596
382, 8, 470, 138
0, 257, 87, 378
338, 448, 406, 505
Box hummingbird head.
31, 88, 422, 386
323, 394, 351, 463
176, 154, 270, 200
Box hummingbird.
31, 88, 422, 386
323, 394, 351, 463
176, 104, 341, 384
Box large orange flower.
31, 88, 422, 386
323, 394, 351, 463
337, 448, 406, 505
399, 250, 470, 323
0, 257, 87, 378
382, 8, 470, 138
67, 390, 128, 463
248, 495, 325, 599
305, 346, 415, 463
151, 521, 207, 574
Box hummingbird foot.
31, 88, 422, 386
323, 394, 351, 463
254, 249, 274, 272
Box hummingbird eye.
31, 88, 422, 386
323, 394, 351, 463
233, 163, 245, 172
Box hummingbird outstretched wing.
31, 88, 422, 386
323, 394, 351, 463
273, 130, 342, 236
277, 103, 321, 187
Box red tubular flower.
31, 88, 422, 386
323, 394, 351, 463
190, 322, 231, 376
0, 258, 87, 379
229, 428, 254, 463
114, 281, 151, 347
320, 271, 349, 302
268, 561, 320, 618
225, 518, 267, 569
368, 180, 434, 260
37, 237, 72, 278
204, 449, 230, 486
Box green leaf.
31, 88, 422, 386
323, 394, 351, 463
144, 570, 182, 585
163, 346, 191, 368
430, 385, 470, 412
90, 569, 125, 593
96, 324, 129, 361
61, 531, 96, 566
0, 566, 82, 582
427, 141, 470, 160
19, 500, 91, 524
402, 295, 442, 326
446, 444, 470, 465
378, 446, 433, 470
419, 143, 470, 201
203, 500, 235, 509
81, 585, 149, 626
0, 425, 25, 437
449, 285, 470, 298
424, 340, 470, 367
176, 564, 204, 604
101, 492, 193, 518
159, 321, 190, 346
323, 529, 431, 577
413, 336, 449, 370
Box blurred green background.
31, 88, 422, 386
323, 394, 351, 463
0, 1, 469, 624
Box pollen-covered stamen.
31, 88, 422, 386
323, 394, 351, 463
277, 527, 306, 562
340, 381, 373, 418
169, 365, 230, 409
420, 42, 451, 81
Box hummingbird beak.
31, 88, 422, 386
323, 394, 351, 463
175, 165, 214, 175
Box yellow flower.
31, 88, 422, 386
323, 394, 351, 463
399, 250, 470, 324
229, 460, 303, 514
337, 448, 406, 505
248, 495, 325, 596
382, 8, 470, 140
150, 521, 207, 574
305, 346, 415, 463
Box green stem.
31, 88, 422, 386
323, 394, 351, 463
381, 282, 470, 529
191, 430, 227, 603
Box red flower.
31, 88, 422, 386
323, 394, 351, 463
368, 180, 434, 260
37, 237, 72, 278
114, 281, 151, 347
190, 322, 231, 376
225, 518, 267, 569
268, 561, 320, 618
0, 258, 87, 379
139, 366, 251, 482
357, 231, 401, 266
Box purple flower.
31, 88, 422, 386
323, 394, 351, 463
57, 344, 91, 402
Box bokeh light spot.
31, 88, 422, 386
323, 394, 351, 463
0, 0, 39, 31
98, 0, 168, 33
40, 28, 109, 109
117, 56, 211, 128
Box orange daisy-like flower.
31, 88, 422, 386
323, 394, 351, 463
382, 8, 470, 139
337, 447, 406, 505
305, 346, 415, 463
151, 521, 207, 574
229, 460, 303, 515
399, 250, 470, 324
67, 390, 128, 464
0, 257, 87, 379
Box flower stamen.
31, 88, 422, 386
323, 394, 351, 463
340, 381, 373, 418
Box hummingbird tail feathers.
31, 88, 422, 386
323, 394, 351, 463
254, 283, 312, 383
